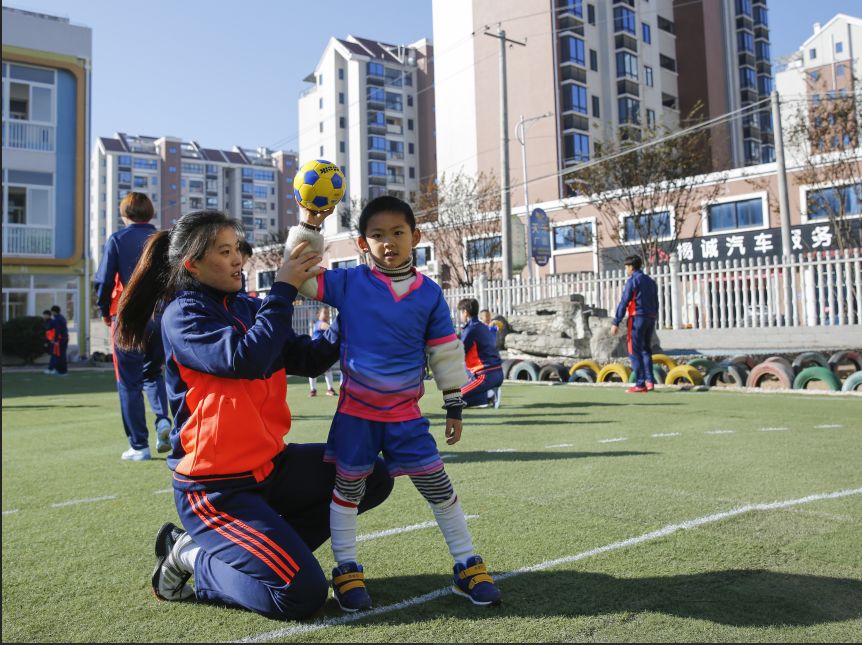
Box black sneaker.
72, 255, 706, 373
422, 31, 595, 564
152, 522, 194, 601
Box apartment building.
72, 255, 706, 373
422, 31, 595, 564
91, 134, 298, 266
298, 35, 435, 238
2, 7, 91, 355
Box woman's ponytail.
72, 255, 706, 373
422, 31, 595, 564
115, 231, 171, 351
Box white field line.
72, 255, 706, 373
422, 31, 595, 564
486, 448, 516, 453
153, 488, 173, 494
234, 486, 862, 643
598, 437, 627, 444
440, 454, 459, 460
651, 432, 680, 438
357, 515, 479, 543
545, 443, 573, 448
759, 427, 788, 432
815, 424, 843, 429
705, 430, 735, 435
2, 509, 19, 515
49, 495, 117, 508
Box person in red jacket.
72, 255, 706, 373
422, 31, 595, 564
114, 210, 393, 621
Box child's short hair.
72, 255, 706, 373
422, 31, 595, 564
457, 298, 479, 318
238, 240, 253, 259
120, 192, 155, 223
624, 255, 643, 271
50, 305, 61, 314
42, 309, 52, 316
358, 196, 415, 236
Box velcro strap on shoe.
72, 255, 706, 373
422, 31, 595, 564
458, 563, 488, 580
337, 580, 367, 593
467, 573, 494, 590
334, 571, 365, 586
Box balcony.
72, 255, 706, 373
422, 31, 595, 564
387, 175, 405, 185
369, 175, 387, 186
3, 224, 53, 256
617, 79, 640, 97
387, 123, 404, 135
614, 34, 638, 53
3, 121, 55, 152
387, 151, 405, 161
369, 148, 387, 160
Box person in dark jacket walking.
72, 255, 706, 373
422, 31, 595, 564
611, 255, 659, 392
94, 192, 171, 460
114, 209, 393, 621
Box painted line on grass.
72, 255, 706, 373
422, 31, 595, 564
651, 432, 680, 438
50, 495, 117, 508
234, 486, 862, 643
440, 454, 460, 460
545, 443, 573, 448
598, 437, 627, 444
705, 430, 735, 435
153, 488, 173, 494
815, 424, 843, 429
357, 515, 479, 543
2, 509, 19, 515
486, 448, 517, 453
759, 427, 788, 432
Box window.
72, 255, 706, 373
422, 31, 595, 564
837, 64, 846, 77
407, 95, 413, 107
320, 146, 324, 156
753, 5, 768, 25
589, 49, 598, 71
758, 75, 773, 95
409, 167, 415, 179
8, 80, 54, 122
339, 116, 346, 128
660, 54, 677, 72
408, 142, 415, 154
318, 75, 323, 86
369, 136, 386, 151
168, 165, 177, 173
254, 170, 274, 181
466, 236, 502, 261
368, 161, 386, 176
809, 47, 817, 60
642, 22, 651, 44
560, 35, 585, 66
836, 41, 844, 54
118, 171, 132, 184
339, 92, 345, 104
168, 146, 177, 154
563, 133, 590, 162
646, 108, 656, 129
559, 0, 583, 17
624, 211, 671, 241
118, 155, 131, 167
319, 122, 324, 133
657, 16, 675, 34
592, 95, 600, 118
338, 68, 344, 80
242, 168, 254, 178
5, 183, 52, 227
707, 197, 763, 231
319, 97, 323, 109
755, 41, 770, 60
616, 51, 638, 80
332, 258, 358, 269
644, 65, 654, 87
735, 0, 751, 16
242, 182, 254, 194
408, 119, 414, 130
562, 84, 588, 114
613, 6, 636, 34
739, 66, 756, 88
340, 141, 346, 153
587, 3, 595, 25
385, 91, 403, 111
807, 184, 862, 220
737, 31, 754, 53
413, 246, 433, 267
133, 176, 147, 188
618, 97, 640, 124
404, 72, 413, 87
367, 62, 384, 77
257, 270, 276, 290
553, 221, 592, 249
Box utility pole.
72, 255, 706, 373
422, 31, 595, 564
517, 112, 552, 280
771, 90, 793, 325
484, 26, 525, 280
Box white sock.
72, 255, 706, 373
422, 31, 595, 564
309, 377, 316, 391
430, 494, 474, 565
330, 492, 359, 566
325, 371, 334, 389
175, 537, 200, 573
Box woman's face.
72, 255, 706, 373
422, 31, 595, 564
186, 227, 244, 293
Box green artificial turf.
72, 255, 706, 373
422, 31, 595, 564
2, 369, 860, 642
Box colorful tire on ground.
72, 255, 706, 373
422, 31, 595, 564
729, 354, 756, 369
705, 362, 749, 387
828, 350, 862, 374
764, 355, 794, 373
568, 368, 597, 383
664, 364, 704, 386
597, 363, 632, 383
792, 366, 842, 391
686, 357, 716, 375
791, 351, 828, 375
841, 370, 862, 392
627, 364, 668, 384
538, 363, 569, 382
746, 361, 794, 389
501, 359, 521, 379
509, 360, 540, 381
569, 359, 602, 377
651, 354, 678, 371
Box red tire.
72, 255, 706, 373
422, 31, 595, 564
746, 361, 794, 389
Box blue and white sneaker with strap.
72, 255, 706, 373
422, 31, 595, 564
452, 555, 502, 606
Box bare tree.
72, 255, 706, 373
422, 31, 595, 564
564, 105, 728, 269
781, 79, 862, 251
415, 171, 502, 287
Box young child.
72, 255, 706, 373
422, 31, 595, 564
309, 306, 337, 397
459, 299, 503, 409
285, 195, 502, 611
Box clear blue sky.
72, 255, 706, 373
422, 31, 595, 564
3, 0, 858, 153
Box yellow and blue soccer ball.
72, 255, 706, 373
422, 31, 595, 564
293, 159, 346, 211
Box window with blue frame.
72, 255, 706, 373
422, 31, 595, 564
413, 246, 433, 266
624, 211, 671, 241
616, 51, 638, 80
618, 97, 640, 124
562, 84, 588, 114
254, 169, 274, 181
613, 6, 636, 34
242, 168, 253, 178
254, 186, 268, 198
367, 62, 384, 77
559, 35, 585, 65
368, 161, 386, 176
707, 198, 763, 231
642, 22, 651, 44
466, 236, 502, 261
367, 87, 385, 102
737, 31, 754, 53
133, 158, 157, 170
735, 0, 752, 17
563, 133, 590, 162
118, 155, 131, 167
740, 67, 756, 88
753, 5, 768, 25
369, 136, 386, 151
385, 92, 403, 111
755, 41, 770, 60
559, 0, 583, 17
757, 75, 773, 95
807, 183, 862, 220
133, 176, 147, 188
118, 171, 131, 184
553, 221, 593, 249
241, 182, 254, 194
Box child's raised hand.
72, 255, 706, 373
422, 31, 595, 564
278, 240, 322, 288
301, 206, 335, 229
445, 418, 462, 445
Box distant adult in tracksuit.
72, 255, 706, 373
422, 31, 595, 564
611, 255, 659, 392
94, 192, 170, 460
49, 305, 69, 375
458, 298, 504, 407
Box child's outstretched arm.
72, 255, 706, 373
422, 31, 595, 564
427, 337, 467, 444
283, 207, 333, 299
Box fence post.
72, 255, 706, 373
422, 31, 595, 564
669, 252, 681, 330
476, 272, 488, 311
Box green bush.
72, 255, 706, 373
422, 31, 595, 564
2, 316, 48, 364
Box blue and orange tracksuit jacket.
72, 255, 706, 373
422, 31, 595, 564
94, 223, 158, 318
460, 317, 502, 375
160, 281, 339, 486
612, 270, 659, 327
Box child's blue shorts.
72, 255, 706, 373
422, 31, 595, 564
324, 412, 444, 480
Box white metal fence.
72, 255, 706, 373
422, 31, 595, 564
442, 248, 862, 330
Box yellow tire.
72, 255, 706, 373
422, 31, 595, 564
664, 364, 704, 386
652, 353, 678, 371
569, 359, 601, 377
597, 363, 632, 383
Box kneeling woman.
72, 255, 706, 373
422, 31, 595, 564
115, 210, 393, 620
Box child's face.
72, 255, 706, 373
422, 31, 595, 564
479, 311, 491, 325
359, 211, 420, 269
